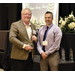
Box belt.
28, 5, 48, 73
50, 50, 59, 55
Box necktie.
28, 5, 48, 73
42, 27, 49, 52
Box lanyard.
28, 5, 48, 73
45, 24, 53, 39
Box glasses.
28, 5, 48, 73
22, 13, 31, 16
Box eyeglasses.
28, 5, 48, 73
22, 14, 31, 16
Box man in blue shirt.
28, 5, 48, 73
37, 11, 62, 71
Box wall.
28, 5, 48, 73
22, 3, 59, 29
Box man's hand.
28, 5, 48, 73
31, 35, 37, 42
41, 52, 48, 59
24, 44, 33, 50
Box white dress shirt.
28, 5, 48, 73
22, 22, 32, 49
24, 23, 32, 39
25, 24, 32, 39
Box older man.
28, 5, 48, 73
9, 8, 37, 71
37, 11, 62, 71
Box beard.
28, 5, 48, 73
46, 22, 50, 25
45, 20, 52, 26
24, 18, 30, 22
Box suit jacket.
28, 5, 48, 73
9, 20, 36, 60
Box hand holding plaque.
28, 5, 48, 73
25, 44, 33, 51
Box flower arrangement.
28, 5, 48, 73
59, 11, 75, 33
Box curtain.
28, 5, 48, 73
59, 3, 75, 18
17, 3, 22, 21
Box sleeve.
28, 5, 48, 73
46, 27, 62, 55
37, 28, 44, 54
9, 23, 24, 49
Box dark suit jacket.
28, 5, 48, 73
9, 20, 36, 60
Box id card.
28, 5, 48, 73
43, 41, 48, 46
33, 30, 36, 35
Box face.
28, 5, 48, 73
21, 9, 31, 22
45, 13, 53, 26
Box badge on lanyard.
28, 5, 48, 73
43, 40, 48, 46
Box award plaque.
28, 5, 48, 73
69, 48, 74, 62
61, 47, 65, 61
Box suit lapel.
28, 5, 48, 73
20, 20, 29, 40
20, 20, 35, 40
31, 23, 35, 35
31, 25, 33, 35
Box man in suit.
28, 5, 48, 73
37, 11, 62, 71
9, 8, 37, 71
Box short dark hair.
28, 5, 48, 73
45, 11, 53, 18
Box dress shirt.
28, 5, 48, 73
24, 22, 32, 39
37, 23, 62, 55
22, 22, 32, 49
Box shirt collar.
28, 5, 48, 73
45, 23, 53, 29
23, 22, 31, 26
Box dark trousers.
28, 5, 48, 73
11, 52, 33, 71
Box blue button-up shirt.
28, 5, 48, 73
37, 24, 62, 55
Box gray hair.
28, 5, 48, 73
21, 8, 32, 15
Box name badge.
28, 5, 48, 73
33, 30, 36, 35
43, 41, 48, 46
